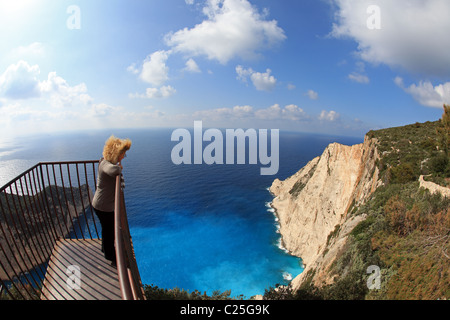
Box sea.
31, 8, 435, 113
0, 128, 362, 298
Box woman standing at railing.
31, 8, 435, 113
92, 135, 131, 266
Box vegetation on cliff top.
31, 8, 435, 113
264, 105, 450, 300
143, 284, 243, 300
368, 105, 449, 186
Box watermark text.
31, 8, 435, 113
171, 121, 279, 175
367, 5, 381, 30
67, 5, 81, 30
66, 265, 81, 290
366, 265, 381, 290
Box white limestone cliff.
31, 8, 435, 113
270, 136, 381, 289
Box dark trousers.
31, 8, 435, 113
93, 208, 116, 262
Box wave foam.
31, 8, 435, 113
276, 238, 289, 254
282, 272, 293, 281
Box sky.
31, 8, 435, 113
0, 0, 449, 139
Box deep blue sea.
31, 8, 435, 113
0, 128, 362, 298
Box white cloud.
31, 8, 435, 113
193, 103, 307, 122
184, 58, 201, 73
254, 104, 281, 120
287, 84, 296, 90
306, 89, 318, 100
0, 99, 83, 136
331, 0, 450, 77
347, 61, 370, 84
129, 85, 177, 99
0, 60, 117, 138
145, 86, 177, 99
319, 110, 340, 122
236, 65, 251, 82
348, 72, 369, 84
254, 104, 303, 120
89, 103, 120, 117
84, 105, 167, 130
126, 63, 139, 75
231, 105, 254, 118
186, 104, 367, 136
0, 102, 32, 120
0, 99, 168, 137
0, 61, 92, 108
128, 51, 177, 97
0, 61, 174, 136
0, 60, 41, 99
11, 42, 45, 58
193, 105, 254, 121
40, 72, 92, 108
250, 69, 276, 91
395, 77, 450, 108
165, 0, 286, 64
236, 65, 277, 91
281, 104, 308, 121
139, 50, 170, 86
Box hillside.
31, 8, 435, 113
265, 106, 449, 300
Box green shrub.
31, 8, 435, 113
429, 152, 449, 175
143, 284, 240, 300
391, 162, 416, 183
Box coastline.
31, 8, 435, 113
266, 188, 305, 284
265, 200, 290, 255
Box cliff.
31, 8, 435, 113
270, 136, 381, 289
268, 114, 450, 299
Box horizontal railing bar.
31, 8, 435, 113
0, 164, 40, 193
0, 161, 99, 192
38, 160, 100, 165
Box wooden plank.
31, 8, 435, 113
40, 239, 122, 300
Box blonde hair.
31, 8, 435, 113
102, 135, 132, 164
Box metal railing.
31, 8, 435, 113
0, 161, 144, 300
114, 174, 145, 300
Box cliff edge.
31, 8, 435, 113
270, 136, 381, 289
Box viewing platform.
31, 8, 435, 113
0, 161, 145, 300
41, 239, 122, 300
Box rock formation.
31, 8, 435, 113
270, 136, 381, 289
419, 175, 450, 198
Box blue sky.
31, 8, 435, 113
0, 0, 449, 138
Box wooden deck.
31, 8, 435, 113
40, 239, 122, 300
